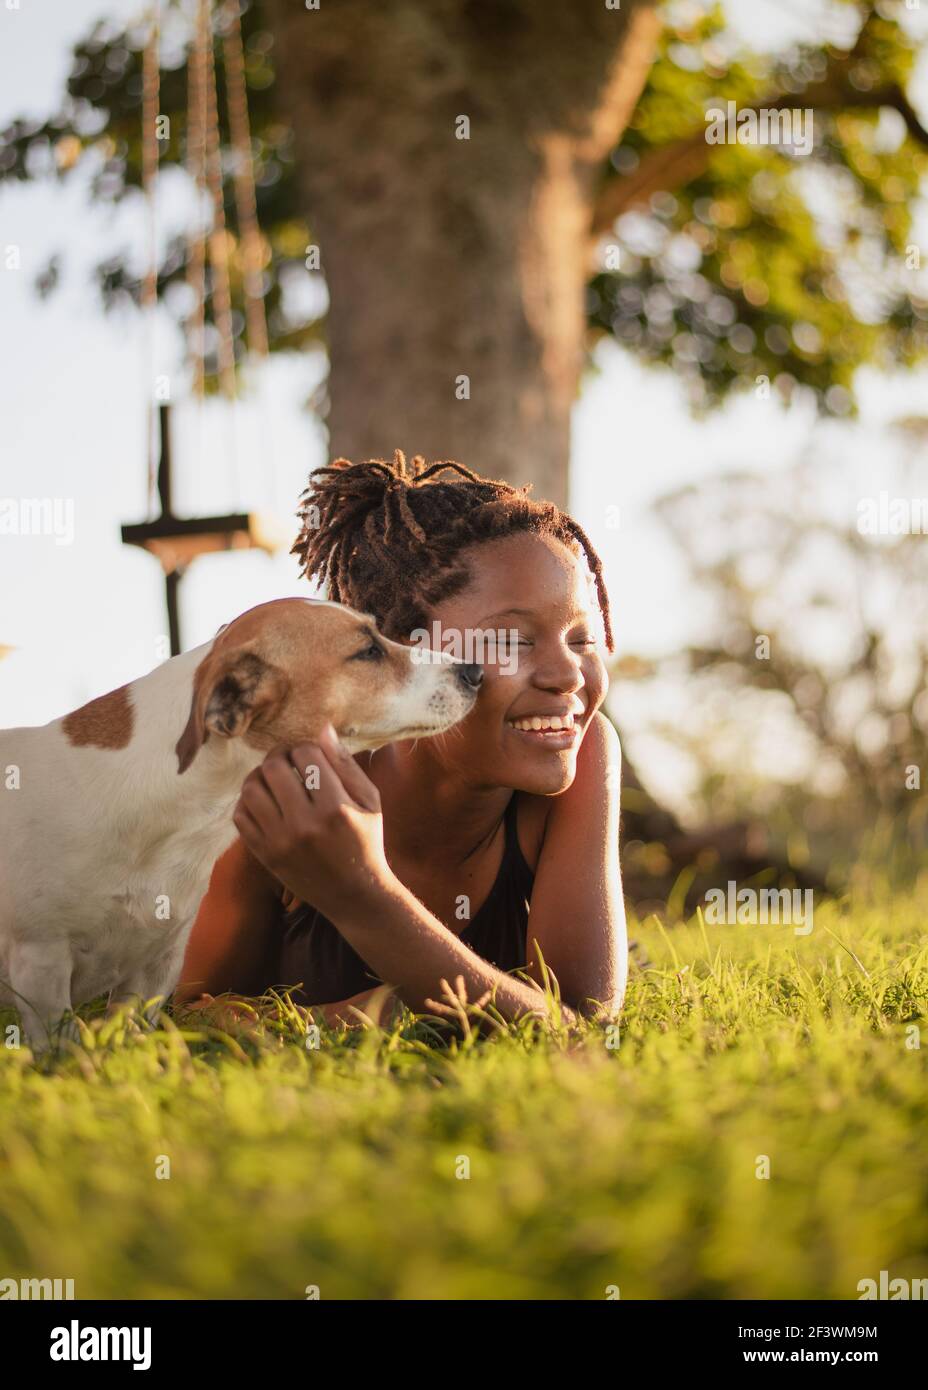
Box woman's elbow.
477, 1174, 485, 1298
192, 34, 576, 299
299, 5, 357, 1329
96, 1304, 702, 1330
567, 982, 625, 1024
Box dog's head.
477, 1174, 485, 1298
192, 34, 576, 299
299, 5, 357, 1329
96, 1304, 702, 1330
175, 598, 481, 773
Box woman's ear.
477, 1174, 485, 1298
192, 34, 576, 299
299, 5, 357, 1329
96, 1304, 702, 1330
176, 648, 290, 774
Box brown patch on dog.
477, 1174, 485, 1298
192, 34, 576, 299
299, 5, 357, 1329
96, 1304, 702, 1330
63, 684, 134, 750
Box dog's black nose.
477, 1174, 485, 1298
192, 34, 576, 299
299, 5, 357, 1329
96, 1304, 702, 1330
457, 662, 484, 691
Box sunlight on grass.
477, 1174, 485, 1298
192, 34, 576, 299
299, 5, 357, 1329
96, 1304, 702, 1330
1, 885, 925, 1299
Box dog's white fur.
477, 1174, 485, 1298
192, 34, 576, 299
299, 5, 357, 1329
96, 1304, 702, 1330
0, 598, 477, 1049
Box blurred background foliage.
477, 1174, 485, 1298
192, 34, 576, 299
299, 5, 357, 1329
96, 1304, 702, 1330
590, 2, 928, 415
614, 423, 928, 910
2, 0, 927, 410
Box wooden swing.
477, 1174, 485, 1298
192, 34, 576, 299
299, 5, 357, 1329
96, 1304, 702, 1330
121, 0, 278, 655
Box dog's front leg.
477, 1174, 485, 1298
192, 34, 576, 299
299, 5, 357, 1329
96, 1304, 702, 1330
109, 937, 189, 1027
8, 941, 76, 1054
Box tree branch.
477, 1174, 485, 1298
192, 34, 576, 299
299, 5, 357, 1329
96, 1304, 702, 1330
590, 12, 928, 236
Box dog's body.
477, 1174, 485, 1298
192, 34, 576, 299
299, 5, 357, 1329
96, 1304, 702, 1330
0, 599, 480, 1047
0, 644, 256, 1031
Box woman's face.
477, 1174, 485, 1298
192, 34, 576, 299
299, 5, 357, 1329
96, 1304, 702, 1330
413, 531, 609, 794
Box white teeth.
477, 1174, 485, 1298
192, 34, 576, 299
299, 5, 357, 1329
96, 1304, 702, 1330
509, 715, 575, 733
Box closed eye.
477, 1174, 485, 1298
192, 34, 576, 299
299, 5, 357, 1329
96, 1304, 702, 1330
351, 641, 384, 661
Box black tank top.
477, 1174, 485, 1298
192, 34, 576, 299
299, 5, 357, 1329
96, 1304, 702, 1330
276, 795, 535, 1005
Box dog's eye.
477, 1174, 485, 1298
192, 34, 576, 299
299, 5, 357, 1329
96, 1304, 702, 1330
352, 642, 384, 661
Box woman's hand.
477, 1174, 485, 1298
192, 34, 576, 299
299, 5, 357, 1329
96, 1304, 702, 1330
232, 723, 394, 922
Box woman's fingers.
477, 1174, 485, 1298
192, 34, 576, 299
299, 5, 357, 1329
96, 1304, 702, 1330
249, 730, 377, 827
238, 763, 287, 828
261, 742, 348, 824
232, 799, 267, 851
314, 723, 382, 812
255, 746, 313, 819
181, 993, 215, 1012
285, 738, 352, 814
233, 734, 389, 916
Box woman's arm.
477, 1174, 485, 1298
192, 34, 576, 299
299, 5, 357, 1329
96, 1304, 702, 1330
231, 728, 576, 1029
519, 711, 627, 1018
311, 984, 404, 1029
175, 837, 284, 1004
323, 869, 570, 1026
333, 715, 626, 1024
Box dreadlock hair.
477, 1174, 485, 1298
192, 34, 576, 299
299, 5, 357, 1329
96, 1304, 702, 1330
291, 449, 614, 652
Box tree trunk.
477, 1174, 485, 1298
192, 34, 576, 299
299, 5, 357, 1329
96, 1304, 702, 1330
266, 0, 659, 506
263, 0, 822, 916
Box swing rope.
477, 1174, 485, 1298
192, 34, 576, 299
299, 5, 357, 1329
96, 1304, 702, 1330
143, 0, 271, 515
185, 0, 208, 400
201, 0, 237, 402
141, 2, 161, 517
221, 0, 269, 359
127, 0, 280, 646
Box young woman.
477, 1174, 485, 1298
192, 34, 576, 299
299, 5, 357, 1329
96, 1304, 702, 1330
178, 452, 626, 1029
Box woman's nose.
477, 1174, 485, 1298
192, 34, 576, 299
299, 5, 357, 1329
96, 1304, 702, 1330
536, 647, 584, 692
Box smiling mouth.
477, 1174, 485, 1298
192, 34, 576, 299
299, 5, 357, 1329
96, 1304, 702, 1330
509, 713, 575, 732
506, 712, 581, 743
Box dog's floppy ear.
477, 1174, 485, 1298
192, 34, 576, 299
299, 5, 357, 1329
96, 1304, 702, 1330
176, 648, 290, 774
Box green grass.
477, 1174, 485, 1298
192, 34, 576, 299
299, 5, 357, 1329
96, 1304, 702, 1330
1, 885, 926, 1300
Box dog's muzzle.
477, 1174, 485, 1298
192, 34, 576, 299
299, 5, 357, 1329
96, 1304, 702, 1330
456, 663, 484, 692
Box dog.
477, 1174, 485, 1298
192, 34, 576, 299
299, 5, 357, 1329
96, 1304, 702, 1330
0, 598, 482, 1050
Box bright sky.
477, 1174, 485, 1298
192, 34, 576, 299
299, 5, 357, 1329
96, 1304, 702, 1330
1, 0, 927, 812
